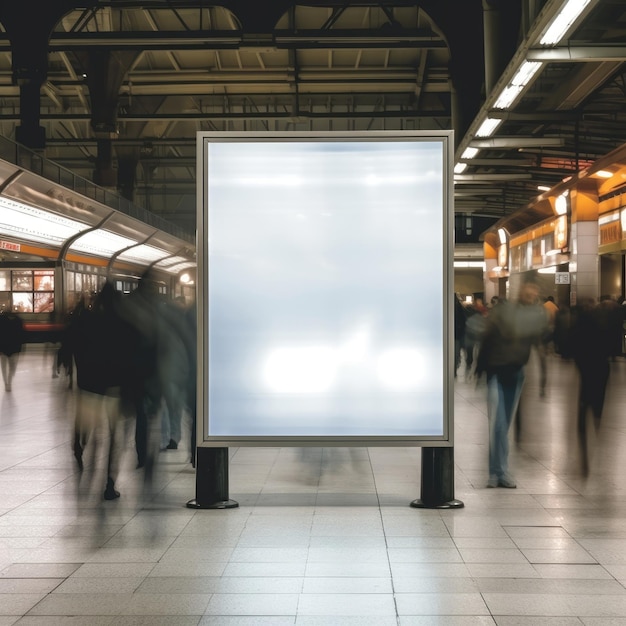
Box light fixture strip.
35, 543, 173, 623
461, 147, 480, 159
0, 196, 86, 245
70, 229, 138, 256
540, 0, 593, 46
117, 244, 170, 264
475, 118, 503, 137
493, 61, 542, 110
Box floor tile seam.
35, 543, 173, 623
24, 590, 216, 615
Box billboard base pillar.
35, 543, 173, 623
410, 447, 464, 509
186, 447, 238, 510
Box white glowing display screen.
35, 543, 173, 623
200, 133, 452, 445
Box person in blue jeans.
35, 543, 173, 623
478, 281, 547, 488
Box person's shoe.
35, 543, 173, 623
104, 478, 120, 500
486, 476, 498, 488
166, 439, 178, 450
498, 477, 517, 488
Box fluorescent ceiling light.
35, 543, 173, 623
153, 255, 190, 268
116, 244, 170, 265
476, 118, 503, 137
454, 163, 468, 174
540, 0, 593, 46
164, 261, 196, 273
461, 147, 480, 159
70, 229, 137, 257
493, 61, 543, 109
494, 85, 525, 110
454, 261, 485, 268
537, 185, 551, 191
0, 196, 87, 245
594, 170, 613, 178
513, 61, 543, 86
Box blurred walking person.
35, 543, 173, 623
120, 271, 165, 477
67, 282, 133, 499
538, 296, 559, 397
158, 296, 195, 452
570, 297, 612, 474
0, 306, 24, 392
478, 281, 547, 488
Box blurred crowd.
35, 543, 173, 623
54, 271, 196, 500
455, 284, 626, 485
3, 271, 625, 499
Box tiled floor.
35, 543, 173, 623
1, 345, 626, 624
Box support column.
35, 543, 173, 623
421, 1, 484, 148
15, 74, 46, 149
483, 0, 523, 95
76, 49, 139, 188
569, 181, 600, 305
411, 447, 464, 509
116, 149, 140, 202
0, 2, 80, 150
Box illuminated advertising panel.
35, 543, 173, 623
197, 132, 453, 446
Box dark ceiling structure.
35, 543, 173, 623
0, 1, 624, 237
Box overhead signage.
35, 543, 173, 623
0, 240, 20, 252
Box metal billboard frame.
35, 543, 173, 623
195, 130, 454, 449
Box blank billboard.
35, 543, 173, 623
198, 132, 453, 446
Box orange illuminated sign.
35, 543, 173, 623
599, 221, 622, 246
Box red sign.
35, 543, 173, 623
0, 240, 20, 252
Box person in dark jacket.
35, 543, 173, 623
570, 297, 613, 474
0, 307, 25, 392
118, 271, 164, 475
67, 282, 133, 499
478, 281, 547, 488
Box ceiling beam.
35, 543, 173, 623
459, 158, 535, 166
0, 109, 450, 123
454, 173, 533, 182
470, 137, 565, 148
488, 111, 580, 122
0, 28, 447, 52
527, 45, 626, 62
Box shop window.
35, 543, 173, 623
12, 292, 33, 313
12, 271, 33, 291
34, 270, 54, 291
34, 292, 54, 313
0, 270, 9, 291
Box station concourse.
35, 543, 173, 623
1, 1, 626, 623
0, 345, 625, 623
